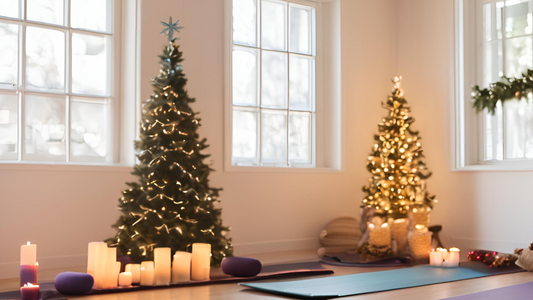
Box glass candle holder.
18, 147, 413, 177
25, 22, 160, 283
408, 231, 432, 260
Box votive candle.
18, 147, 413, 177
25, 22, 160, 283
118, 272, 132, 287
429, 248, 447, 267
443, 247, 460, 267
20, 283, 39, 300
125, 264, 141, 284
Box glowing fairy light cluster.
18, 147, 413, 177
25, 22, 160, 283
105, 27, 233, 266
361, 77, 436, 218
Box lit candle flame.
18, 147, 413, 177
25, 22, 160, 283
26, 241, 31, 245
450, 247, 460, 252
35, 262, 39, 267
415, 224, 426, 230
23, 283, 38, 287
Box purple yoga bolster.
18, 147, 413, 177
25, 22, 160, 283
54, 272, 94, 295
222, 257, 262, 277
19, 265, 37, 287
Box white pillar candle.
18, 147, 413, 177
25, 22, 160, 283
140, 261, 154, 286
429, 248, 447, 266
118, 272, 132, 287
102, 247, 117, 289
20, 242, 37, 266
191, 243, 211, 281
172, 251, 192, 283
154, 247, 171, 286
90, 242, 109, 289
443, 247, 460, 267
368, 223, 391, 248
125, 264, 141, 284
87, 242, 106, 278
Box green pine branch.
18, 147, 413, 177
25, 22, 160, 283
472, 69, 533, 115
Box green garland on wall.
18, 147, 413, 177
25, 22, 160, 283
472, 69, 533, 115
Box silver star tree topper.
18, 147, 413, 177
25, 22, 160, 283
160, 17, 184, 42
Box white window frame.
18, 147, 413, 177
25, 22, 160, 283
224, 0, 342, 172
0, 0, 140, 168
0, 0, 120, 164
454, 0, 533, 171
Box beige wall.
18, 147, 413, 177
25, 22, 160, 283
0, 0, 399, 278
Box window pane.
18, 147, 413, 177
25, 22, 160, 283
505, 36, 532, 77
25, 94, 66, 157
0, 22, 19, 88
0, 0, 20, 18
72, 33, 110, 96
505, 99, 527, 159
484, 112, 493, 160
289, 55, 313, 111
232, 107, 259, 163
233, 47, 258, 106
525, 98, 533, 158
261, 50, 287, 108
495, 102, 503, 160
505, 1, 532, 38
26, 27, 65, 92
289, 5, 312, 54
71, 0, 111, 32
0, 93, 18, 158
261, 109, 287, 163
483, 40, 503, 87
71, 98, 109, 158
27, 0, 64, 26
262, 0, 287, 51
233, 0, 257, 46
289, 111, 310, 163
483, 2, 503, 42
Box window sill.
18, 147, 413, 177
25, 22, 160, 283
0, 162, 133, 173
224, 165, 341, 173
453, 161, 533, 172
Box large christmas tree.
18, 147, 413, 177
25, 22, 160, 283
361, 77, 435, 220
106, 18, 233, 266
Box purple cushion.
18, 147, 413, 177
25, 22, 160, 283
222, 257, 262, 277
54, 272, 94, 295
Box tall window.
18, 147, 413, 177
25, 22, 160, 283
0, 0, 116, 163
478, 0, 533, 161
231, 0, 316, 167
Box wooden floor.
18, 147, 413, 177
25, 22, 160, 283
2, 249, 533, 300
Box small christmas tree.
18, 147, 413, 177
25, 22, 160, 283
361, 77, 436, 220
106, 18, 233, 266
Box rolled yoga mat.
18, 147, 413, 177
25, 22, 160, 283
241, 261, 524, 299
440, 280, 533, 300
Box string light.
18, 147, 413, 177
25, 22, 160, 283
361, 77, 436, 218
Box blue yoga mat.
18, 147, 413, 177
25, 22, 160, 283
241, 262, 523, 299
